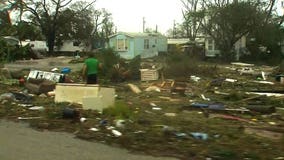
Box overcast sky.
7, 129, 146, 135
93, 0, 183, 34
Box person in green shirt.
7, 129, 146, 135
82, 52, 102, 84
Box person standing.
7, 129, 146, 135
82, 52, 102, 84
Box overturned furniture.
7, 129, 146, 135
55, 83, 115, 111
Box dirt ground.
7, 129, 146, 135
0, 120, 177, 160
1, 57, 284, 160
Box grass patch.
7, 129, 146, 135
103, 101, 134, 119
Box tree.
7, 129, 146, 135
22, 0, 96, 54
16, 21, 43, 40
22, 0, 73, 54
56, 1, 96, 50
91, 8, 115, 49
181, 0, 204, 41
200, 1, 264, 61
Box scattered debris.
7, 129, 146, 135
80, 117, 87, 123
27, 70, 65, 83
145, 86, 161, 92
29, 106, 45, 111
115, 119, 126, 128
190, 132, 208, 140
140, 69, 159, 81
18, 116, 42, 120
127, 83, 142, 94
89, 128, 99, 132
190, 75, 201, 82
246, 105, 276, 114
244, 127, 283, 140
112, 129, 122, 137
164, 113, 177, 117
210, 114, 252, 123
62, 108, 80, 119
201, 94, 210, 101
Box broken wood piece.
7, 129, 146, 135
145, 86, 161, 92
246, 92, 284, 97
127, 83, 142, 94
210, 114, 252, 123
18, 117, 41, 120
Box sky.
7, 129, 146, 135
93, 0, 184, 34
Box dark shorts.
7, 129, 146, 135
87, 74, 97, 84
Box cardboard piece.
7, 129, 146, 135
55, 83, 115, 111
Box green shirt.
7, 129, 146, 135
84, 58, 99, 75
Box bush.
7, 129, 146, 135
102, 101, 133, 119
0, 38, 35, 63
164, 54, 218, 78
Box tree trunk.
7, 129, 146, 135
47, 32, 56, 55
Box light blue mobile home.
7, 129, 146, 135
108, 32, 167, 59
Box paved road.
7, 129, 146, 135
0, 120, 178, 160
4, 57, 83, 72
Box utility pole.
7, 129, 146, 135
173, 20, 176, 38
155, 25, 158, 33
143, 17, 146, 33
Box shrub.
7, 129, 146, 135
164, 54, 218, 78
102, 101, 133, 119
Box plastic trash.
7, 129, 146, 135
61, 67, 71, 74
80, 117, 87, 122
201, 94, 210, 101
208, 104, 225, 110
190, 132, 208, 140
100, 119, 108, 126
190, 103, 209, 108
0, 93, 15, 101
51, 68, 59, 72
175, 132, 187, 138
89, 128, 99, 132
29, 106, 45, 111
152, 107, 162, 110
62, 108, 80, 119
112, 129, 122, 137
115, 119, 126, 128
190, 75, 201, 82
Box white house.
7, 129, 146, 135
21, 40, 48, 52
54, 40, 91, 53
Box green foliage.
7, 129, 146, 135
102, 101, 133, 119
205, 1, 260, 61
0, 37, 34, 63
127, 56, 141, 80
97, 48, 120, 79
16, 21, 43, 40
164, 54, 217, 78
243, 23, 283, 65
95, 49, 141, 82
